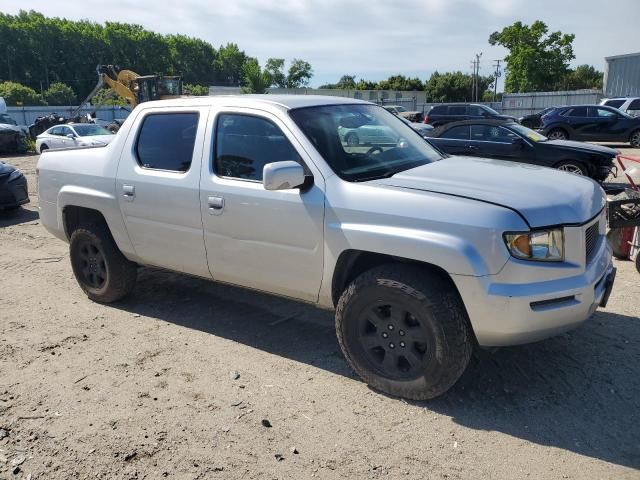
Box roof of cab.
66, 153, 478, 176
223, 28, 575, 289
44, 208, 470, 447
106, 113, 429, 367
139, 94, 372, 111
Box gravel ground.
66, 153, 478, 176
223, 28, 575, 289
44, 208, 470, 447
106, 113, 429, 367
1, 151, 639, 480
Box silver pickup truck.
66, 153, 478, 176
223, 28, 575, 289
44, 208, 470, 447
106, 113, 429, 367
37, 95, 616, 400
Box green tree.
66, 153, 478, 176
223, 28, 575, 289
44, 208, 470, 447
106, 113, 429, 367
319, 75, 358, 89
0, 81, 45, 105
265, 58, 287, 88
561, 64, 603, 90
425, 71, 493, 102
286, 59, 313, 88
378, 75, 424, 91
489, 20, 575, 92
355, 79, 378, 90
214, 43, 248, 86
43, 82, 77, 105
91, 87, 128, 106
241, 59, 271, 94
184, 83, 209, 96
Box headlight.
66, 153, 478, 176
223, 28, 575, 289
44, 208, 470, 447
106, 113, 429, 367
8, 170, 22, 182
503, 228, 564, 262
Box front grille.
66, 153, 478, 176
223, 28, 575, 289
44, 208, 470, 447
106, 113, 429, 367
585, 222, 600, 263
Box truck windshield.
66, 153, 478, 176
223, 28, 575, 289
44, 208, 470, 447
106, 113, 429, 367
289, 104, 443, 182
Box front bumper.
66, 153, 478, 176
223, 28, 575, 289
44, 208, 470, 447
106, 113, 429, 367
452, 227, 615, 347
0, 176, 29, 209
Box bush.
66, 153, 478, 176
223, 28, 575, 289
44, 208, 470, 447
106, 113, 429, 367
184, 83, 209, 96
91, 88, 129, 107
43, 82, 77, 106
0, 81, 46, 106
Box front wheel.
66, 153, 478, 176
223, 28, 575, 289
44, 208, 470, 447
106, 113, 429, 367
335, 265, 473, 400
345, 132, 359, 147
630, 129, 640, 148
556, 160, 587, 176
547, 128, 568, 140
69, 223, 137, 303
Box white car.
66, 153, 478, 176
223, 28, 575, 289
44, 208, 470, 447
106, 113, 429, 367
36, 123, 115, 153
600, 97, 640, 117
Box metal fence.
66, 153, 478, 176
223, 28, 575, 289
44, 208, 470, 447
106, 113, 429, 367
7, 105, 130, 126
501, 90, 602, 117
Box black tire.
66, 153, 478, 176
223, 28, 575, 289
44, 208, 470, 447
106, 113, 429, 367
547, 128, 568, 140
39, 144, 49, 153
630, 129, 640, 148
555, 160, 587, 176
636, 252, 640, 274
69, 222, 137, 303
107, 122, 120, 133
335, 264, 472, 400
345, 132, 359, 147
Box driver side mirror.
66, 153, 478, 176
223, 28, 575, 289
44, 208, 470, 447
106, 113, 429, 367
263, 161, 306, 191
66, 133, 76, 139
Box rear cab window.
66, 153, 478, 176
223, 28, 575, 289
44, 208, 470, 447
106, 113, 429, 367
135, 112, 199, 172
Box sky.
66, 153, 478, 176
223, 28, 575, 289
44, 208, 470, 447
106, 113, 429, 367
6, 0, 640, 89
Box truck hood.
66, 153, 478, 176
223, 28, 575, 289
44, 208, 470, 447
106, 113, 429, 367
372, 156, 605, 228
541, 139, 618, 156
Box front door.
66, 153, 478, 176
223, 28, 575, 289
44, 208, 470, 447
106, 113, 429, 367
199, 109, 325, 302
468, 124, 525, 161
116, 106, 210, 278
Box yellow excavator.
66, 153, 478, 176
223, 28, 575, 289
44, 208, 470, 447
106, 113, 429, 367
71, 65, 184, 131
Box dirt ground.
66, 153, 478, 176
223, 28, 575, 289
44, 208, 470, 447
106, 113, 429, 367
1, 150, 639, 480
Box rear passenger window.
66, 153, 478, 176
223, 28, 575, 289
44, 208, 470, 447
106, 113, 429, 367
448, 106, 467, 115
441, 125, 469, 139
564, 107, 588, 117
136, 113, 199, 172
470, 125, 518, 142
214, 114, 302, 181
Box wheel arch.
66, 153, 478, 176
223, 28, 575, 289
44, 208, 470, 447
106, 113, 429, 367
331, 249, 462, 308
63, 205, 109, 240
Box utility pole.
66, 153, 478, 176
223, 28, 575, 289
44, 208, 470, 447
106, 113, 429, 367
471, 53, 482, 102
492, 59, 502, 102
470, 59, 476, 102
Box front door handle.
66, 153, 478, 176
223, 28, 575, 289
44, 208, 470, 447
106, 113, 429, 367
207, 196, 224, 215
123, 184, 135, 201
467, 145, 478, 151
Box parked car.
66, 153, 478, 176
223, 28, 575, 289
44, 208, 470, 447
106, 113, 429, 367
518, 106, 560, 129
37, 95, 616, 401
600, 97, 640, 117
383, 105, 423, 122
540, 105, 640, 147
0, 161, 29, 210
398, 116, 434, 137
338, 113, 399, 146
426, 120, 616, 180
0, 125, 28, 154
36, 123, 115, 153
424, 103, 516, 127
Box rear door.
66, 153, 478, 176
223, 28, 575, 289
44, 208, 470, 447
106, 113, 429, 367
429, 125, 470, 154
561, 106, 590, 139
115, 105, 211, 278
446, 105, 468, 124
468, 124, 524, 160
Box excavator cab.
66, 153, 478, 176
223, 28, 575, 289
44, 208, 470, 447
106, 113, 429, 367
136, 75, 183, 103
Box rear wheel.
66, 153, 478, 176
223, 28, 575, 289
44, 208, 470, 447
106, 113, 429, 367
69, 223, 137, 303
335, 264, 472, 400
39, 143, 49, 153
556, 160, 587, 176
630, 129, 640, 148
547, 128, 568, 140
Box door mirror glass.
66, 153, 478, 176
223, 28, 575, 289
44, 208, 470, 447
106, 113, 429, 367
263, 161, 306, 190
66, 133, 76, 138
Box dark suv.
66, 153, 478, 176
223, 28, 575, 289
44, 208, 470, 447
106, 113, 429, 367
424, 103, 516, 127
540, 105, 640, 147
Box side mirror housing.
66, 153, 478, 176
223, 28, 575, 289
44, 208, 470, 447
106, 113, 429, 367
66, 133, 76, 139
263, 161, 306, 191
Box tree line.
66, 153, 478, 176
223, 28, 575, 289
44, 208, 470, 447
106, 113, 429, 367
0, 12, 604, 107
0, 10, 313, 105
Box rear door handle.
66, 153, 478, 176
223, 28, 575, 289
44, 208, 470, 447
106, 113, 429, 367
123, 184, 135, 201
467, 145, 478, 150
207, 196, 224, 215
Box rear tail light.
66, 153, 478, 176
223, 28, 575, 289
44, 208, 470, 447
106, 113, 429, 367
423, 115, 429, 124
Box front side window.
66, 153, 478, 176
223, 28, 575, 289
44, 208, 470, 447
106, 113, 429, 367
289, 104, 442, 182
135, 112, 198, 172
596, 108, 618, 118
467, 106, 485, 116
628, 99, 640, 110
60, 126, 73, 136
214, 114, 302, 181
